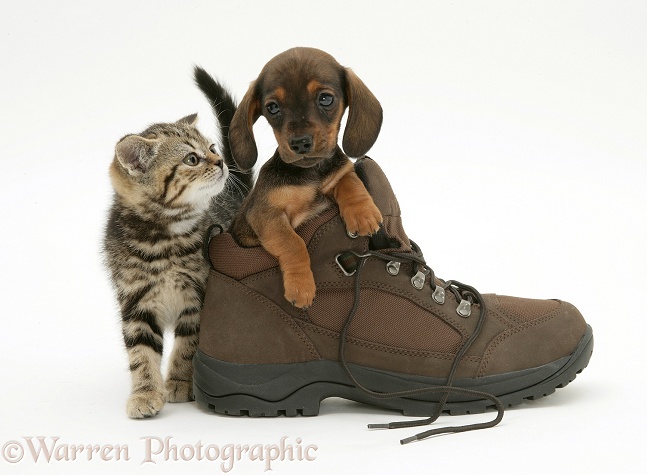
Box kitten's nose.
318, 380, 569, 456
215, 159, 224, 170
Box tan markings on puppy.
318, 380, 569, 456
268, 185, 318, 228
307, 80, 325, 95
263, 226, 316, 308
267, 87, 287, 104
331, 171, 383, 236
251, 195, 318, 307
320, 160, 353, 195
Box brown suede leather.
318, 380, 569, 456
477, 298, 586, 376
199, 272, 320, 364
199, 157, 588, 381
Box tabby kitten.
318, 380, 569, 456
104, 101, 243, 418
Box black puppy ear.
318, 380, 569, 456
115, 135, 158, 176
342, 68, 383, 158
229, 81, 261, 171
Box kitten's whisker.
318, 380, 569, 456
227, 164, 254, 175
228, 174, 250, 193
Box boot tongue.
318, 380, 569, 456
354, 157, 411, 252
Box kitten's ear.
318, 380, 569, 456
115, 135, 158, 176
177, 113, 198, 126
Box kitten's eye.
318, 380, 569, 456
318, 93, 334, 107
183, 153, 200, 166
209, 144, 218, 154
266, 102, 280, 115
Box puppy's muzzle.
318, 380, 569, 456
289, 135, 313, 155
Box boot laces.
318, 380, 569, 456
337, 245, 505, 444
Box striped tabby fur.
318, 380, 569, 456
104, 79, 246, 418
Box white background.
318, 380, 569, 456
1, 1, 645, 473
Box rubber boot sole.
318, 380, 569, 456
193, 325, 593, 417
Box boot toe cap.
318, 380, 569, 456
477, 297, 588, 377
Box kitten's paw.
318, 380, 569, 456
284, 271, 316, 308
341, 200, 383, 236
126, 390, 165, 419
165, 379, 194, 403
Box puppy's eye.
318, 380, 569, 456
183, 153, 200, 166
318, 93, 334, 107
209, 144, 218, 154
266, 102, 280, 115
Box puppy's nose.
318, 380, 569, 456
289, 135, 313, 154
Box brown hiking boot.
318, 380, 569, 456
194, 157, 593, 442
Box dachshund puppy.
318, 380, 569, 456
229, 47, 383, 308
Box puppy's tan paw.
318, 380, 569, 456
165, 379, 194, 403
126, 390, 165, 419
342, 201, 383, 236
284, 271, 316, 308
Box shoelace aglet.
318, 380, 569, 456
400, 435, 419, 445
367, 423, 391, 429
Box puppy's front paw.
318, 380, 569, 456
284, 270, 316, 308
341, 200, 383, 236
126, 390, 165, 419
165, 379, 193, 403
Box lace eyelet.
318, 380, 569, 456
335, 253, 357, 276
432, 285, 446, 304
456, 299, 472, 317
411, 270, 426, 290
347, 230, 358, 239
386, 261, 400, 276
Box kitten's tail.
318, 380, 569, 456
193, 66, 253, 192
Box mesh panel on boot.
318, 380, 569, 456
307, 288, 462, 353
496, 296, 560, 323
